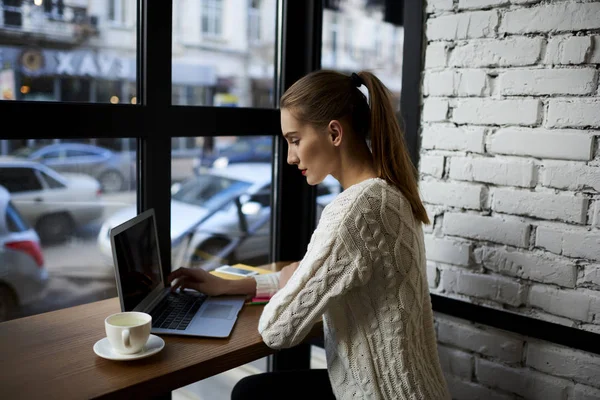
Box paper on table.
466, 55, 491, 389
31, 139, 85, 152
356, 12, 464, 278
209, 263, 274, 280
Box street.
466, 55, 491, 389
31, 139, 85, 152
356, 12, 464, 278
13, 191, 135, 320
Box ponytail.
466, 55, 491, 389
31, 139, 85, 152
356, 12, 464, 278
358, 71, 430, 225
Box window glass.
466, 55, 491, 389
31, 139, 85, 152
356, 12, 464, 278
0, 0, 137, 103
0, 167, 43, 192
6, 200, 30, 232
172, 0, 277, 107
321, 0, 403, 111
0, 138, 137, 324
39, 171, 66, 189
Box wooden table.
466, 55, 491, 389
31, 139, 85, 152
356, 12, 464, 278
0, 262, 321, 399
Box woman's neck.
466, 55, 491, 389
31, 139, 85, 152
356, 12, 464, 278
333, 143, 378, 190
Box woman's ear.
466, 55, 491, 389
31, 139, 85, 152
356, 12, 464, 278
328, 120, 343, 147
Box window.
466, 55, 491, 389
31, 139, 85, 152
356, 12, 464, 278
0, 0, 137, 103
66, 149, 98, 157
249, 0, 260, 42
108, 0, 127, 25
0, 167, 43, 192
321, 0, 403, 111
39, 171, 66, 189
43, 0, 65, 20
0, 138, 136, 322
173, 0, 277, 107
6, 201, 30, 232
201, 0, 223, 37
2, 0, 23, 27
171, 135, 273, 273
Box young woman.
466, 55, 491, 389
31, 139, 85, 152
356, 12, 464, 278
167, 70, 451, 400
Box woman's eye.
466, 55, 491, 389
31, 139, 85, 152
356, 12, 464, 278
291, 140, 299, 146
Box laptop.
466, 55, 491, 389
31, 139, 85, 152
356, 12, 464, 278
109, 208, 246, 338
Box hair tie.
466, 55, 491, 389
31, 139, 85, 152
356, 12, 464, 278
350, 72, 364, 88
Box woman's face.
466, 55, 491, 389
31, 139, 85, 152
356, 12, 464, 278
280, 108, 338, 185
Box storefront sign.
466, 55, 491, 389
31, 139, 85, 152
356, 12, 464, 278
0, 45, 136, 80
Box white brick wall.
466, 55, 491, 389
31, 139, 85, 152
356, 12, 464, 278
423, 0, 600, 396
433, 313, 600, 400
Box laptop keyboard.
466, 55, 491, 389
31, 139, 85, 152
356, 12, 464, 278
150, 292, 207, 330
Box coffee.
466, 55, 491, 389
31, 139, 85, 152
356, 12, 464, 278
109, 317, 148, 327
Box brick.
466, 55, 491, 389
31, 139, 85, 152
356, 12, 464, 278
445, 377, 514, 400
421, 124, 486, 153
488, 128, 594, 161
437, 345, 473, 379
424, 204, 444, 233
482, 246, 577, 288
528, 284, 600, 322
541, 161, 600, 192
449, 156, 536, 187
437, 318, 524, 362
582, 265, 600, 287
425, 42, 448, 69
492, 188, 589, 224
499, 68, 597, 96
426, 0, 453, 13
425, 235, 472, 266
536, 225, 600, 261
574, 384, 600, 400
427, 262, 439, 288
546, 99, 600, 128
526, 342, 600, 388
545, 36, 592, 65
449, 38, 543, 67
476, 358, 572, 400
441, 269, 527, 306
453, 99, 541, 126
420, 180, 483, 209
425, 70, 489, 96
443, 212, 530, 247
419, 154, 445, 178
590, 36, 600, 64
422, 98, 449, 122
458, 0, 509, 9
501, 2, 600, 34
427, 10, 498, 40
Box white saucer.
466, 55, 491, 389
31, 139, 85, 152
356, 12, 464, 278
93, 334, 165, 361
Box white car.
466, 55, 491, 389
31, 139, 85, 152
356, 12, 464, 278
0, 159, 104, 244
97, 163, 340, 269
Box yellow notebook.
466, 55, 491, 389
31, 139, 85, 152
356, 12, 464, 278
210, 263, 274, 280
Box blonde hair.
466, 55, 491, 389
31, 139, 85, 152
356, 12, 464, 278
280, 70, 430, 225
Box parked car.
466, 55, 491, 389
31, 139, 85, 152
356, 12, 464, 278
193, 136, 272, 174
11, 142, 135, 193
0, 159, 104, 243
0, 185, 48, 322
97, 162, 340, 269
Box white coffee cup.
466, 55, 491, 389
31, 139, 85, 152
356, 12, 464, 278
105, 311, 152, 355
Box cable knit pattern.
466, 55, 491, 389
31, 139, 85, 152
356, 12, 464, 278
256, 178, 450, 400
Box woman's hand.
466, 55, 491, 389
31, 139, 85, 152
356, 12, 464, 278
167, 267, 258, 297
279, 261, 300, 289
167, 267, 231, 296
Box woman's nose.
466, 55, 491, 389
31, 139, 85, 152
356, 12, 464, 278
287, 147, 298, 165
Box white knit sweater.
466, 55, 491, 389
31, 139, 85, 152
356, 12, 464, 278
254, 178, 451, 400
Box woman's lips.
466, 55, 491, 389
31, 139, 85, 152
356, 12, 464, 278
301, 169, 307, 176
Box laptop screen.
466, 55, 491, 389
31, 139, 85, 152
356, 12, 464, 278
112, 212, 162, 311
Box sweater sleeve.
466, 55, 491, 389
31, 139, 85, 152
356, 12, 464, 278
253, 271, 281, 298
258, 205, 379, 349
